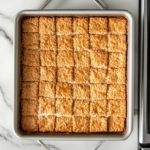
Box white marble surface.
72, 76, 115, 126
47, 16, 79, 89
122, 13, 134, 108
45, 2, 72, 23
0, 0, 139, 149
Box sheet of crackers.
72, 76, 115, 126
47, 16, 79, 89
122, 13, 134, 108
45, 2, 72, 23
21, 16, 127, 133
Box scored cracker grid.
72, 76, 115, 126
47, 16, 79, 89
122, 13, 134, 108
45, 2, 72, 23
21, 16, 127, 133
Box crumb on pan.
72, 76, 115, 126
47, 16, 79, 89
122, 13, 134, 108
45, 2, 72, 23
21, 116, 38, 132
107, 68, 126, 84
90, 50, 108, 67
57, 67, 73, 82
73, 17, 88, 34
109, 17, 127, 34
56, 99, 73, 116
74, 34, 89, 51
74, 51, 90, 67
90, 84, 107, 100
21, 82, 38, 100
40, 66, 56, 82
107, 84, 126, 99
73, 100, 89, 116
74, 67, 90, 83
39, 17, 55, 34
108, 100, 126, 118
55, 117, 72, 132
90, 117, 107, 132
39, 97, 55, 114
39, 81, 55, 98
22, 49, 40, 67
56, 17, 72, 35
22, 33, 39, 49
108, 117, 125, 132
21, 99, 38, 116
40, 34, 56, 51
39, 116, 55, 132
108, 35, 126, 52
57, 51, 74, 67
73, 116, 89, 133
90, 68, 107, 83
22, 17, 38, 32
89, 17, 107, 34
90, 100, 107, 117
90, 35, 107, 50
56, 83, 72, 98
73, 84, 90, 99
40, 51, 56, 66
58, 35, 73, 51
109, 52, 126, 68
22, 66, 40, 82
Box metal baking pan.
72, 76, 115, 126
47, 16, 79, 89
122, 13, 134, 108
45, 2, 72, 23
13, 3, 134, 141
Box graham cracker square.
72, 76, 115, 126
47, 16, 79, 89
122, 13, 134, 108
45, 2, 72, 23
39, 97, 55, 114
56, 99, 73, 116
22, 66, 39, 81
39, 116, 55, 132
90, 84, 107, 100
90, 100, 107, 117
21, 82, 38, 100
89, 17, 107, 34
22, 50, 40, 67
21, 116, 38, 132
73, 84, 90, 99
73, 116, 89, 133
40, 51, 56, 66
108, 100, 126, 118
58, 35, 73, 51
39, 17, 55, 34
74, 67, 89, 83
90, 117, 107, 132
39, 81, 55, 98
109, 52, 126, 68
90, 50, 108, 67
56, 83, 72, 98
73, 100, 89, 116
56, 17, 72, 35
107, 84, 126, 99
55, 117, 72, 132
57, 51, 74, 67
57, 67, 73, 82
108, 117, 125, 132
74, 51, 90, 67
21, 99, 38, 116
108, 35, 126, 52
40, 66, 56, 82
22, 33, 39, 49
90, 35, 107, 50
109, 17, 127, 34
107, 68, 126, 84
90, 68, 107, 83
74, 34, 89, 51
22, 17, 38, 32
73, 17, 88, 34
40, 34, 56, 51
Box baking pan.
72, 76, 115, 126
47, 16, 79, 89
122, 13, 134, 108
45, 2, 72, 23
13, 7, 134, 141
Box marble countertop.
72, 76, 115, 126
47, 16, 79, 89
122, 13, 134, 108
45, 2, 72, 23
0, 0, 139, 149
